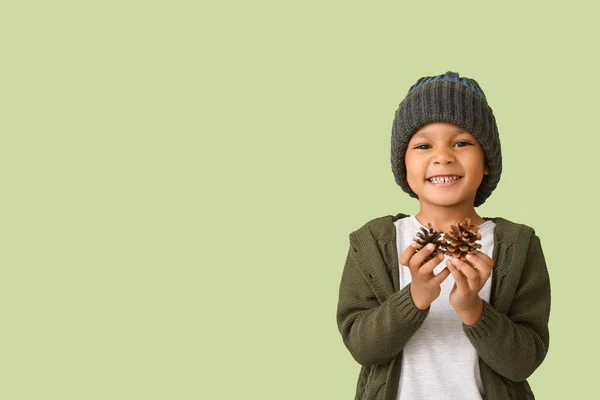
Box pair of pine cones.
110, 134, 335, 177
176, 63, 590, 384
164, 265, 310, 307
413, 217, 483, 264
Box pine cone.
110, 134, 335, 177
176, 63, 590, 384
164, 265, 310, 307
413, 223, 446, 264
444, 217, 482, 261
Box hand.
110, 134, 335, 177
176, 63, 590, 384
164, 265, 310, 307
399, 242, 451, 310
446, 251, 494, 324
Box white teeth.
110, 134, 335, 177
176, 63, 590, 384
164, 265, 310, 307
429, 176, 460, 183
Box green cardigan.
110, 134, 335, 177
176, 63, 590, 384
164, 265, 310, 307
336, 213, 551, 400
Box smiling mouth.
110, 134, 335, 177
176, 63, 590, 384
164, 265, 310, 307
427, 176, 463, 186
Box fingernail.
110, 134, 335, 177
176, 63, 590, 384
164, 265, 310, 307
466, 254, 472, 260
426, 243, 434, 250
438, 253, 444, 259
411, 242, 417, 248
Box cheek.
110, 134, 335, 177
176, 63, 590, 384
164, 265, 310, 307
404, 159, 424, 188
405, 154, 423, 171
405, 153, 423, 170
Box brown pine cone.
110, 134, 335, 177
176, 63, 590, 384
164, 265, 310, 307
444, 217, 482, 261
413, 223, 446, 264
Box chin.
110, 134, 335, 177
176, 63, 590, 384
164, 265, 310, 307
422, 192, 471, 205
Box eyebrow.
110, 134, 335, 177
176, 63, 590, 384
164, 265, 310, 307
412, 128, 469, 139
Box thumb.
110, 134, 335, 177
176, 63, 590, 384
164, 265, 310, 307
433, 267, 451, 285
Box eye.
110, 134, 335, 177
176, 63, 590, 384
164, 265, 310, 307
455, 141, 472, 148
414, 144, 430, 150
413, 141, 472, 150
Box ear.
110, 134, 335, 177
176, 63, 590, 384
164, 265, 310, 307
483, 165, 489, 175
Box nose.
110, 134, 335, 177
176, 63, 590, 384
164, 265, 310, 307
433, 146, 455, 164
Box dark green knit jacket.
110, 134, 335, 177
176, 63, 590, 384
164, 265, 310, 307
336, 213, 551, 400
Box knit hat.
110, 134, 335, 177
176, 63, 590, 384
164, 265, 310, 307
390, 71, 502, 207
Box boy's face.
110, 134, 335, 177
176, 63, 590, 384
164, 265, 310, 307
404, 122, 489, 208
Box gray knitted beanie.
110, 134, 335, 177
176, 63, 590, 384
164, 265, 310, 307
390, 71, 502, 207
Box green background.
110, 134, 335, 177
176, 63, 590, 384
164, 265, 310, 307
1, 1, 594, 398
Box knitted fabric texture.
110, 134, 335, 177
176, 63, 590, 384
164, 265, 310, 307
390, 71, 502, 207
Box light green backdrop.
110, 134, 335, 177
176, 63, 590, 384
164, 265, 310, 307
2, 1, 594, 399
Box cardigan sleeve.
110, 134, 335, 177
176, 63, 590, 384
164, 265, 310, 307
462, 232, 551, 382
336, 240, 429, 366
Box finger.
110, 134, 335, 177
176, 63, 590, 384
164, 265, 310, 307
451, 257, 478, 281
399, 242, 418, 267
468, 251, 494, 269
432, 266, 451, 285
465, 253, 492, 275
418, 253, 445, 278
400, 242, 427, 276
446, 259, 468, 290
410, 243, 438, 269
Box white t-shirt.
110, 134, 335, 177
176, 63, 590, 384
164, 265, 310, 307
394, 215, 496, 400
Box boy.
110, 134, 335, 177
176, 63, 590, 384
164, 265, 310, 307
336, 71, 551, 399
